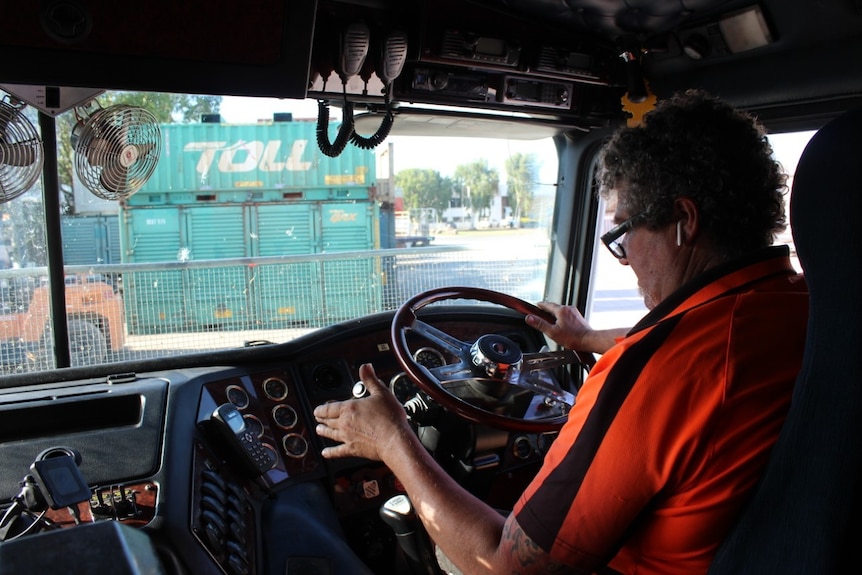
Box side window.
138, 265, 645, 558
585, 130, 815, 330
585, 199, 648, 330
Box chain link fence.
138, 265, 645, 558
0, 245, 548, 374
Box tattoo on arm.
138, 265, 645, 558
500, 517, 571, 574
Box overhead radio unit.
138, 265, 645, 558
502, 76, 573, 110
439, 29, 520, 67
534, 45, 606, 84
411, 68, 490, 101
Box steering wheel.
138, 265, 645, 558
390, 287, 595, 433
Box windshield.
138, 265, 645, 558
0, 89, 815, 376
0, 91, 558, 374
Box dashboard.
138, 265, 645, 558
0, 306, 566, 575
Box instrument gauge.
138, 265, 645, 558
243, 414, 264, 438
389, 348, 445, 404
512, 435, 534, 459
262, 377, 288, 401
225, 384, 249, 409
389, 372, 419, 404
413, 347, 445, 368
283, 433, 309, 459
272, 404, 298, 429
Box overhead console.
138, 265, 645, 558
309, 0, 626, 120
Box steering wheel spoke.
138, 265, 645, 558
409, 319, 470, 357
512, 369, 576, 408
426, 361, 472, 383
522, 349, 588, 372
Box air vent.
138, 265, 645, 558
312, 363, 343, 389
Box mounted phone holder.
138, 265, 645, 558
0, 447, 90, 543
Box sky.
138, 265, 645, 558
219, 96, 318, 124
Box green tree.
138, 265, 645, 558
58, 91, 221, 212
395, 168, 452, 217
453, 159, 498, 220
504, 152, 538, 224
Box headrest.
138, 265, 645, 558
791, 107, 862, 296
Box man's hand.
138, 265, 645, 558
313, 363, 410, 462
314, 362, 576, 575
526, 301, 629, 355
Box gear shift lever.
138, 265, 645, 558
379, 494, 443, 575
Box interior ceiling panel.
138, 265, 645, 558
0, 0, 859, 125
0, 0, 317, 98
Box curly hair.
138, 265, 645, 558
596, 89, 787, 259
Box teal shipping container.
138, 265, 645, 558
120, 120, 382, 334
129, 120, 375, 203
61, 214, 121, 265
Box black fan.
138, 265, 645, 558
0, 98, 44, 204
73, 104, 161, 201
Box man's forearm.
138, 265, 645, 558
384, 428, 508, 575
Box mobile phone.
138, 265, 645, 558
209, 403, 276, 476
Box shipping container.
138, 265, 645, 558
119, 120, 382, 334
130, 120, 374, 201
61, 214, 121, 265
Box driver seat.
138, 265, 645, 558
708, 107, 862, 573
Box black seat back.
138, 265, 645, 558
708, 108, 862, 573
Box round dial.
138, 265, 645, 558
389, 348, 446, 404
225, 384, 249, 409
262, 377, 288, 401
413, 347, 445, 368
282, 433, 309, 459
243, 414, 264, 438
512, 435, 534, 459
390, 372, 418, 404
272, 404, 298, 429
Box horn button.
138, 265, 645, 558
470, 334, 523, 380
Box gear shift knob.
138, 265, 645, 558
379, 495, 442, 575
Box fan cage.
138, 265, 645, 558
0, 100, 44, 204
74, 105, 162, 201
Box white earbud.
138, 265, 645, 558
676, 220, 683, 247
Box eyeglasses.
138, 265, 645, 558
601, 211, 648, 259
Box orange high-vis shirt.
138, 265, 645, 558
514, 246, 808, 575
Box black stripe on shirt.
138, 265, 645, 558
517, 314, 683, 558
